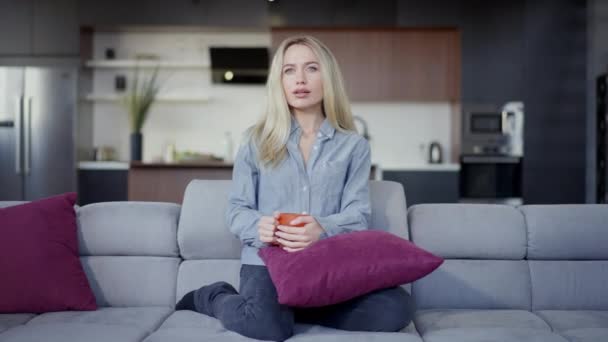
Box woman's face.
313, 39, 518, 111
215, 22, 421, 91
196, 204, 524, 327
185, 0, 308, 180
281, 44, 324, 114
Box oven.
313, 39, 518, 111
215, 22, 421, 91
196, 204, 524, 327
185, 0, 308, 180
459, 102, 525, 205
459, 155, 522, 205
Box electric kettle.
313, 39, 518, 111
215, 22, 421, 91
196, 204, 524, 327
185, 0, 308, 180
428, 142, 443, 164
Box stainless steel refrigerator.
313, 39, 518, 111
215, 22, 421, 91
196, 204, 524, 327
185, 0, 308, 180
0, 66, 77, 201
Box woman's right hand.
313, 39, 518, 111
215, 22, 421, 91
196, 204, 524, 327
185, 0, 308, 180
258, 211, 280, 244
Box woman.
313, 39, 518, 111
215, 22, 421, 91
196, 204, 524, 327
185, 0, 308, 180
176, 36, 414, 341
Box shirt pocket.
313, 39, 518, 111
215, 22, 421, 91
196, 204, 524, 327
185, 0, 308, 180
315, 159, 349, 201
259, 161, 293, 204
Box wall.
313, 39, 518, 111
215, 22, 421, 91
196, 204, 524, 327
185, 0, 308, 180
586, 0, 608, 202
89, 31, 454, 167
523, 0, 587, 204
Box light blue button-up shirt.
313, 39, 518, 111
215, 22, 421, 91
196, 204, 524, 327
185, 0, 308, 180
226, 116, 371, 265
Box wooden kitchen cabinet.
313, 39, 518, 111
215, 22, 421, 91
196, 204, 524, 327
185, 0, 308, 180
128, 162, 234, 204
271, 28, 460, 102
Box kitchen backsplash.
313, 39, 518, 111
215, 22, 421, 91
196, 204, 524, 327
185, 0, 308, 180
87, 31, 457, 168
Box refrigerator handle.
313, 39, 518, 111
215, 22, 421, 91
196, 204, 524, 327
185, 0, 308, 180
24, 97, 32, 175
15, 96, 23, 175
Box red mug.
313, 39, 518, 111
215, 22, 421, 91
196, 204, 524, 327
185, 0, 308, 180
278, 212, 306, 227
272, 212, 305, 246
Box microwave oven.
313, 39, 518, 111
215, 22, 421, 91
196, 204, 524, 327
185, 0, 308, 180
461, 102, 524, 156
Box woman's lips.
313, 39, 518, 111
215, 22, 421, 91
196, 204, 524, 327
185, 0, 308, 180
293, 90, 310, 98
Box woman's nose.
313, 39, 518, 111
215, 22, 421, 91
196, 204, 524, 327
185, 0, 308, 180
296, 69, 306, 84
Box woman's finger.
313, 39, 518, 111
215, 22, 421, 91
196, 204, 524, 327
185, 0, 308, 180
259, 216, 275, 224
258, 228, 274, 238
276, 238, 308, 248
283, 246, 305, 253
289, 215, 314, 226
276, 225, 303, 234
275, 231, 308, 242
258, 222, 276, 231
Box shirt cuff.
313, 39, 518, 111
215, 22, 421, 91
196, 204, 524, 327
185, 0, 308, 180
314, 215, 339, 239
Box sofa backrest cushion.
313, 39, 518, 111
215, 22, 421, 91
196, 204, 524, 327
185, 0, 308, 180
178, 180, 241, 260
522, 205, 608, 310
77, 202, 180, 257
76, 202, 181, 307
408, 204, 531, 310
522, 205, 608, 260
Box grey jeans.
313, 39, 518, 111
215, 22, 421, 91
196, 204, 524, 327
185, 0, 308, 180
193, 265, 415, 341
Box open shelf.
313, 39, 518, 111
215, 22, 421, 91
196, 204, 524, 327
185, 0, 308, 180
85, 60, 210, 69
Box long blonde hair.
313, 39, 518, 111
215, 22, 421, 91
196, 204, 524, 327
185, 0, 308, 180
251, 35, 356, 168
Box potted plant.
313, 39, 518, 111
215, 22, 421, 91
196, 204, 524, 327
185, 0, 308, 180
123, 66, 160, 161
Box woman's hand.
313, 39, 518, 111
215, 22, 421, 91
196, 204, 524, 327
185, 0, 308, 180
275, 214, 324, 252
257, 211, 280, 244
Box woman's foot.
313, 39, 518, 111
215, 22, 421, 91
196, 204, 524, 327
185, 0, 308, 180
176, 282, 238, 316
175, 290, 196, 311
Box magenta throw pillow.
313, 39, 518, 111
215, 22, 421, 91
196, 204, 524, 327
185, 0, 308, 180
0, 193, 97, 313
259, 229, 443, 308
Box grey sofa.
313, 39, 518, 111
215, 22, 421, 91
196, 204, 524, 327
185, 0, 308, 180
0, 180, 606, 342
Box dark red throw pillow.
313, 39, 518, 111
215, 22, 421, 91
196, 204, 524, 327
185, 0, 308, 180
0, 193, 97, 313
259, 229, 443, 308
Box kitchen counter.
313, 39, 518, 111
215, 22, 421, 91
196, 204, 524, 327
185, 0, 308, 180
130, 161, 233, 169
78, 161, 130, 170
78, 161, 234, 170
380, 163, 460, 172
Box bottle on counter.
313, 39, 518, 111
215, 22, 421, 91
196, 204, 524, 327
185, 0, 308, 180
164, 143, 176, 163
223, 131, 234, 163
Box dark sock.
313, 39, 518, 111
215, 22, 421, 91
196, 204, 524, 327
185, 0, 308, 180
195, 281, 238, 317
175, 290, 196, 311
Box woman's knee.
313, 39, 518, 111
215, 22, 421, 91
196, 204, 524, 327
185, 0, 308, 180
224, 311, 294, 341
364, 287, 416, 332
388, 287, 416, 330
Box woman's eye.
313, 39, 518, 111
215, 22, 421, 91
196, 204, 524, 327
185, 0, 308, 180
307, 66, 318, 72
284, 68, 294, 74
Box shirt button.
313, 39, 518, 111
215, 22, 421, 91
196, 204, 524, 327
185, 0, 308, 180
313, 145, 318, 150
302, 186, 307, 191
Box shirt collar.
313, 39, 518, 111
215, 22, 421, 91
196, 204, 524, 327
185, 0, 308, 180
289, 115, 336, 139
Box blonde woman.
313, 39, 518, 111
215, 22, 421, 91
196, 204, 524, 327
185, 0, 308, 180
176, 36, 414, 341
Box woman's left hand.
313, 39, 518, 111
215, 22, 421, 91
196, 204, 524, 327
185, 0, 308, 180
275, 215, 324, 252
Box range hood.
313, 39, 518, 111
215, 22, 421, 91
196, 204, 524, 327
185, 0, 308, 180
209, 47, 269, 84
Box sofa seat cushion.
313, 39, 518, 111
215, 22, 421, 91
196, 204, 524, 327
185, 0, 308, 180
143, 310, 423, 342
0, 307, 172, 342
420, 328, 569, 342
0, 314, 35, 333
535, 310, 608, 331
535, 311, 608, 342
414, 309, 551, 335
142, 311, 266, 341
413, 309, 570, 342
559, 328, 608, 342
